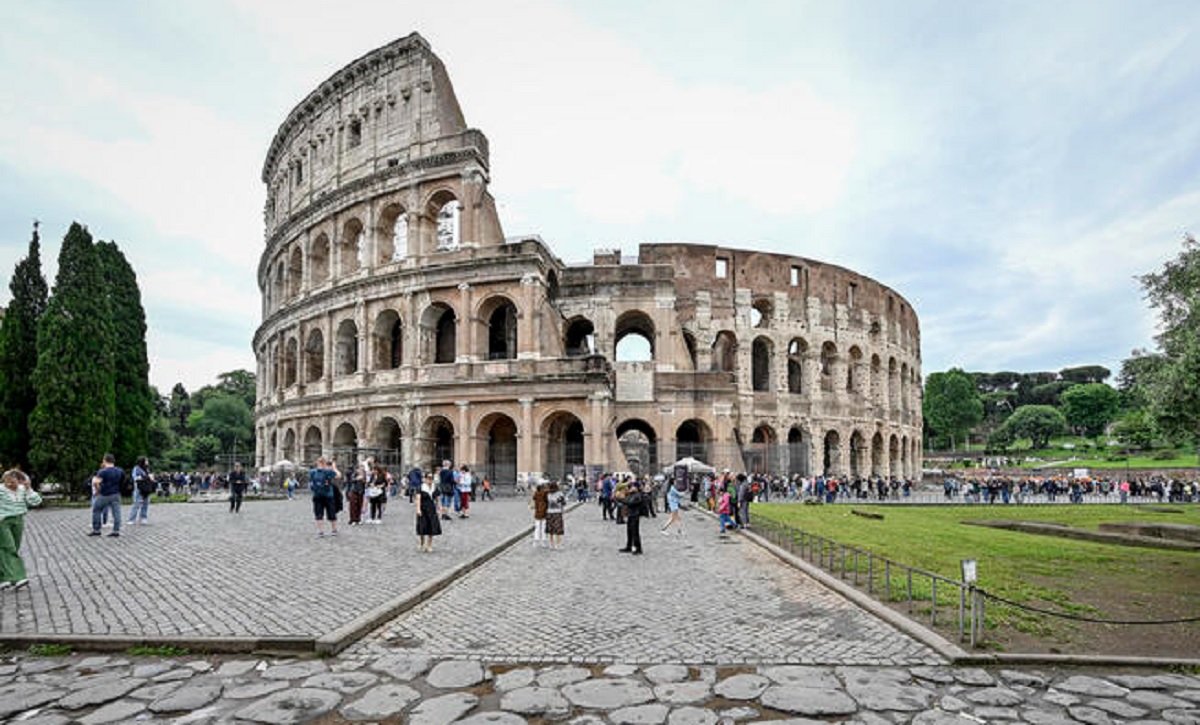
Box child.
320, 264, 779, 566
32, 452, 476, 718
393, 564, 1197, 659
0, 468, 42, 590
716, 487, 734, 535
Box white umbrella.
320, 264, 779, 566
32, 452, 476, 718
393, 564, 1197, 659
664, 457, 715, 474
272, 459, 298, 471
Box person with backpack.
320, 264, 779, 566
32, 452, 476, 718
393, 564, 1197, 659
618, 480, 646, 554
437, 461, 456, 521
227, 462, 248, 514
308, 456, 341, 538
128, 457, 154, 525
89, 453, 124, 538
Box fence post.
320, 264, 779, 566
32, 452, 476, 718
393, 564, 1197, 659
885, 561, 891, 602
931, 578, 938, 627
958, 585, 966, 642
968, 585, 976, 648
854, 551, 859, 586
907, 570, 914, 614
867, 554, 874, 595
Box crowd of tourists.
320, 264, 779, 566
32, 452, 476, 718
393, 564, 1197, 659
941, 474, 1198, 504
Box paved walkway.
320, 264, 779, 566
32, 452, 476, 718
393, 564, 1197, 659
347, 507, 941, 666
1, 497, 532, 640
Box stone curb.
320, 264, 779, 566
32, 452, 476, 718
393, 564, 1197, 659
0, 633, 311, 655
314, 500, 580, 655
956, 652, 1200, 668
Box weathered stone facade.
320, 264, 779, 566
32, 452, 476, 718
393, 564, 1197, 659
253, 33, 923, 485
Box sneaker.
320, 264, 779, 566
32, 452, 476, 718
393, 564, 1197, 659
108, 532, 120, 537
331, 530, 338, 537
660, 529, 670, 536
87, 531, 101, 537
317, 531, 325, 538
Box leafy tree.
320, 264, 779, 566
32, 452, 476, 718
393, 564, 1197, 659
1027, 380, 1074, 407
1014, 372, 1059, 406
29, 223, 115, 494
95, 241, 152, 467
0, 224, 48, 472
1137, 234, 1200, 455
1060, 383, 1120, 438
192, 434, 220, 466
146, 414, 176, 463
1112, 410, 1156, 451
188, 393, 253, 457
985, 425, 1015, 453
981, 391, 1017, 425
1116, 349, 1165, 412
1059, 365, 1111, 384
973, 371, 1022, 394
214, 369, 256, 410
1002, 405, 1067, 450
168, 383, 191, 434
922, 368, 983, 449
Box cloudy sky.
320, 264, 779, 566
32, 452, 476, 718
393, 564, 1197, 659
2, 0, 1198, 394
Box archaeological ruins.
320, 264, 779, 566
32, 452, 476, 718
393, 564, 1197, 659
253, 33, 923, 486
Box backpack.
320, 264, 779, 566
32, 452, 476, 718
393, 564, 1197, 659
136, 475, 155, 497
332, 483, 344, 513
119, 469, 135, 497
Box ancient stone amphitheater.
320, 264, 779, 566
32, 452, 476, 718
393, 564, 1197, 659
253, 34, 923, 487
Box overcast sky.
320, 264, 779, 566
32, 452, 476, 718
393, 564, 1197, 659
2, 0, 1198, 394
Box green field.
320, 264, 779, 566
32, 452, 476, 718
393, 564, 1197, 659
752, 503, 1200, 653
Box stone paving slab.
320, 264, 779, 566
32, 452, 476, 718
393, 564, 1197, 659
2, 652, 1199, 724
346, 507, 943, 665
0, 498, 532, 640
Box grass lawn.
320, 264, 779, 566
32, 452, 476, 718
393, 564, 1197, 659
753, 503, 1200, 654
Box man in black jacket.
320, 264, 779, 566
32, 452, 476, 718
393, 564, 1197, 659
618, 481, 646, 555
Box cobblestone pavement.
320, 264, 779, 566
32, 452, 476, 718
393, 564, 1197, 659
0, 498, 532, 639
2, 651, 1198, 724
346, 507, 942, 666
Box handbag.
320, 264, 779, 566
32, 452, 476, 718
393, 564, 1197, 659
366, 485, 383, 498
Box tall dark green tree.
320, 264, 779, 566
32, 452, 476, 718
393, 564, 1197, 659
0, 223, 49, 472
922, 368, 984, 450
29, 223, 115, 494
95, 241, 152, 467
168, 382, 191, 434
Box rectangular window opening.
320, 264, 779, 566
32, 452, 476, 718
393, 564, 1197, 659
716, 257, 728, 279
790, 266, 800, 287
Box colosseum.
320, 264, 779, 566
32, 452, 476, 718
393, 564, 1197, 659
253, 33, 923, 487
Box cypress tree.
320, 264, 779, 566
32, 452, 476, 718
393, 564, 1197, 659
0, 223, 49, 472
29, 223, 115, 495
95, 241, 152, 467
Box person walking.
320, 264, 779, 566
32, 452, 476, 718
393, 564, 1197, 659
0, 468, 41, 590
716, 486, 734, 535
545, 480, 566, 549
345, 464, 365, 525
228, 462, 248, 514
457, 465, 473, 519
599, 473, 615, 521
406, 466, 422, 504
530, 480, 549, 547
480, 475, 493, 501
366, 464, 388, 524
128, 457, 153, 525
660, 479, 685, 536
308, 456, 341, 538
437, 461, 456, 520
415, 475, 441, 552
619, 481, 646, 554
89, 454, 124, 538
736, 474, 752, 530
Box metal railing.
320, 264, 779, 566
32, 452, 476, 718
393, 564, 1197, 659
754, 517, 986, 647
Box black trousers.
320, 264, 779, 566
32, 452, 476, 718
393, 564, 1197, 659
601, 497, 614, 520
625, 515, 642, 553
230, 488, 245, 512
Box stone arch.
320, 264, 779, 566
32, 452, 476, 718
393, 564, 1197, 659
287, 245, 303, 299
479, 295, 519, 361
871, 431, 884, 477
426, 189, 460, 251
849, 429, 867, 477
564, 317, 595, 357
675, 418, 713, 464
478, 412, 518, 489
372, 309, 403, 370
283, 337, 298, 387
901, 434, 910, 477
422, 415, 456, 470
304, 328, 324, 381
421, 302, 457, 364
888, 357, 900, 411
615, 310, 655, 362
339, 217, 364, 276
847, 346, 864, 394
871, 354, 883, 406
682, 330, 698, 370
712, 330, 737, 373
889, 434, 900, 477
820, 342, 838, 392
823, 429, 842, 476
543, 411, 585, 482
787, 338, 807, 394
375, 416, 403, 453
335, 319, 359, 375
272, 262, 284, 311
332, 421, 358, 470
309, 233, 331, 286
303, 425, 323, 464
378, 202, 408, 263
282, 428, 297, 463
787, 427, 810, 477
750, 296, 773, 329
900, 362, 910, 415
616, 418, 658, 475
752, 336, 773, 392
746, 423, 777, 474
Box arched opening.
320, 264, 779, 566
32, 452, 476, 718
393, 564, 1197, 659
378, 203, 407, 263
272, 263, 284, 310
425, 416, 456, 470
848, 346, 864, 395
900, 362, 910, 415
287, 246, 303, 299
871, 354, 882, 406
282, 428, 296, 463
482, 297, 518, 361
332, 422, 358, 470
820, 342, 837, 392
871, 432, 884, 477
544, 412, 585, 482
372, 310, 403, 370
889, 434, 900, 477
823, 430, 842, 476
682, 331, 698, 370
675, 419, 712, 464
745, 424, 777, 474
564, 317, 596, 358
615, 310, 655, 362
787, 427, 810, 477
750, 297, 772, 329
303, 425, 322, 464
849, 430, 866, 477
335, 319, 359, 375
375, 417, 402, 455
888, 357, 900, 411
422, 303, 457, 364
339, 218, 364, 276
304, 329, 324, 382
711, 330, 737, 373
428, 191, 460, 251
310, 233, 330, 286
479, 413, 517, 490
284, 338, 298, 387
901, 435, 910, 477
787, 339, 807, 395
752, 336, 773, 392
616, 419, 658, 475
